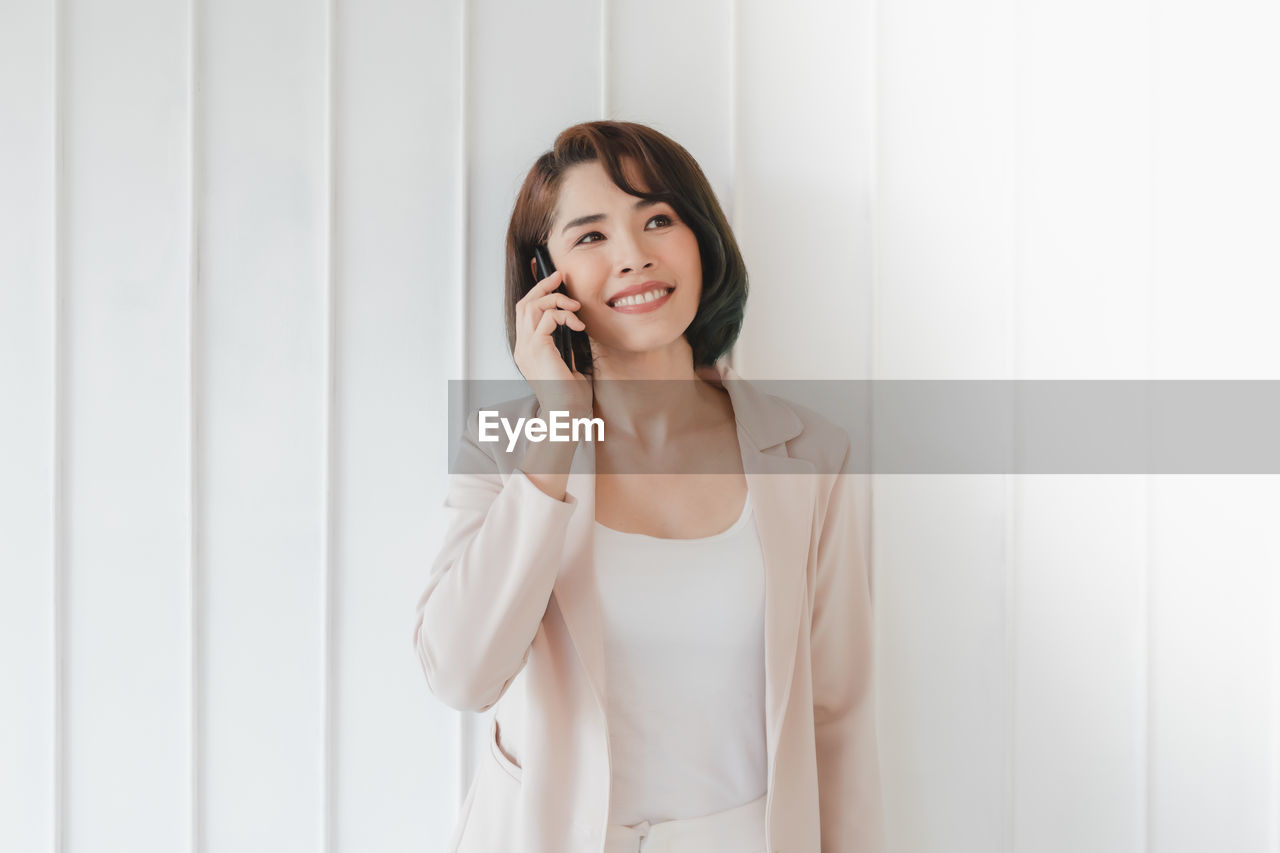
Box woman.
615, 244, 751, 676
414, 121, 882, 853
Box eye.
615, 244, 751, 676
573, 213, 674, 246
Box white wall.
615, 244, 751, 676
1, 0, 1277, 851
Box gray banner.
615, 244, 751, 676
447, 380, 1280, 474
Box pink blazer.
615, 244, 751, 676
413, 362, 883, 853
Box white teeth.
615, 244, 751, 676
610, 288, 672, 308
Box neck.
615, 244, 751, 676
588, 342, 724, 446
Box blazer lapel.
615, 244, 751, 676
549, 364, 816, 777
717, 366, 816, 774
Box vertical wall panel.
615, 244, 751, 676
734, 0, 874, 381
62, 0, 192, 848
1150, 479, 1280, 853
1151, 0, 1280, 380
875, 2, 1016, 380
875, 1, 1016, 853
607, 0, 734, 213
1150, 2, 1280, 852
1015, 0, 1152, 380
0, 1, 56, 850
1013, 478, 1147, 853
1011, 0, 1152, 851
875, 475, 1012, 853
467, 0, 601, 381
199, 0, 328, 847
334, 0, 463, 849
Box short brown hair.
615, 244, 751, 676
504, 121, 748, 375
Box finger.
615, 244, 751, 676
519, 292, 559, 332
533, 309, 562, 342
535, 308, 585, 337
524, 268, 565, 300
516, 271, 566, 326
534, 292, 581, 311
557, 309, 587, 331
523, 302, 579, 338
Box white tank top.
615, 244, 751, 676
592, 492, 768, 826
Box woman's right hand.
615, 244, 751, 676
513, 269, 593, 419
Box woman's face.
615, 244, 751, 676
543, 159, 702, 362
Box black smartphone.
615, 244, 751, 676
533, 245, 578, 371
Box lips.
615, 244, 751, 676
607, 281, 673, 307
608, 288, 674, 314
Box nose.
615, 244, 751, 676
619, 261, 653, 274
614, 232, 656, 276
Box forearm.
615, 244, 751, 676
414, 467, 576, 711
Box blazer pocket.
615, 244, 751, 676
490, 717, 523, 782
452, 718, 523, 853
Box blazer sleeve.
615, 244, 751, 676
811, 438, 885, 853
412, 415, 578, 712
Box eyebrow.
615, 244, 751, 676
560, 197, 661, 235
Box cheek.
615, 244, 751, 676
678, 235, 702, 293
678, 234, 701, 276
562, 259, 605, 301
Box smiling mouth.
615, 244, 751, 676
608, 287, 674, 308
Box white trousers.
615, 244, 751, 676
602, 794, 768, 853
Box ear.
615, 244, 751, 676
530, 257, 538, 281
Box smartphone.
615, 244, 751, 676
533, 245, 578, 371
